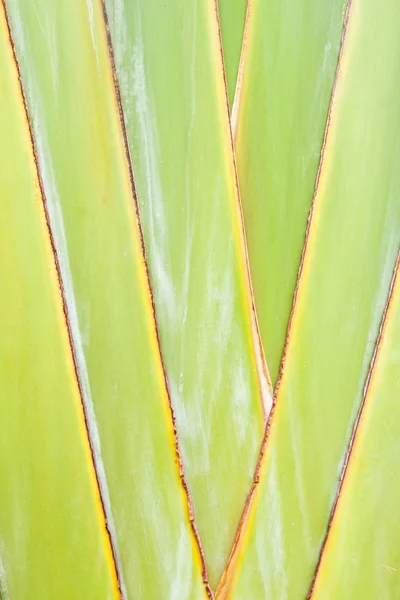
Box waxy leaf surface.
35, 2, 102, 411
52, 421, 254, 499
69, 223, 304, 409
104, 0, 269, 587
0, 6, 118, 598
218, 0, 400, 596
312, 257, 400, 599
218, 0, 247, 108
6, 0, 207, 597
234, 0, 347, 384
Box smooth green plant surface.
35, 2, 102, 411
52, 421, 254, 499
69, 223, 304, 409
217, 0, 247, 108
1, 0, 400, 598
4, 0, 206, 597
312, 255, 400, 599
234, 0, 348, 384
218, 0, 400, 596
105, 0, 269, 586
0, 6, 117, 597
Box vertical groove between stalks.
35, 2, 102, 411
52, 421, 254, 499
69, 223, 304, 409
99, 2, 213, 597
306, 251, 400, 599
215, 2, 353, 595
0, 1, 124, 596
213, 0, 273, 419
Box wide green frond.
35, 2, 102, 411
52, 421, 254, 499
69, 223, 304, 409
104, 0, 270, 587
217, 0, 400, 596
0, 5, 118, 598
217, 0, 248, 108
4, 0, 207, 597
234, 0, 348, 384
311, 254, 400, 599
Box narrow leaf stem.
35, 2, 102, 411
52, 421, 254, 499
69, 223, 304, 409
230, 0, 251, 141
307, 250, 400, 599
216, 2, 353, 594
0, 0, 124, 596
99, 2, 214, 597
213, 0, 273, 417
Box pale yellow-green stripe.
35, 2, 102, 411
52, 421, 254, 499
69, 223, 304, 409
5, 0, 207, 596
104, 0, 270, 587
0, 4, 119, 597
312, 255, 400, 598
234, 0, 348, 384
217, 0, 248, 108
219, 0, 400, 597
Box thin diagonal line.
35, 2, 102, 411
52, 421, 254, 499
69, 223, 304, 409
274, 0, 353, 402
231, 0, 251, 141
98, 2, 214, 597
0, 1, 124, 596
307, 250, 400, 598
213, 0, 273, 418
216, 2, 353, 595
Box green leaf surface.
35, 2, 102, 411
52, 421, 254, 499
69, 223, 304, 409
217, 0, 247, 108
312, 256, 400, 599
234, 0, 348, 384
104, 0, 269, 587
218, 0, 400, 596
5, 0, 207, 597
0, 6, 118, 598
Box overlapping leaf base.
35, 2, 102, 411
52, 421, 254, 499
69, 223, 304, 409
1, 0, 400, 598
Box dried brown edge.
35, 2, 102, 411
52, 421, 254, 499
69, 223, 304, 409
213, 0, 273, 418
99, 2, 213, 597
0, 1, 124, 597
230, 0, 251, 141
216, 2, 353, 596
306, 250, 400, 598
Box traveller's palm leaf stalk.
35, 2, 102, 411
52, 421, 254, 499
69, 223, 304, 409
0, 0, 399, 599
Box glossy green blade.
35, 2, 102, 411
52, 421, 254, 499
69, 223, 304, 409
218, 0, 400, 596
311, 255, 400, 599
104, 0, 269, 587
217, 0, 248, 108
6, 0, 207, 597
0, 6, 118, 598
234, 0, 348, 384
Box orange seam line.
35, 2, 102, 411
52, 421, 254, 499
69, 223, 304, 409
215, 1, 353, 594
0, 0, 124, 596
213, 0, 273, 419
231, 0, 251, 141
306, 250, 400, 598
99, 2, 213, 597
